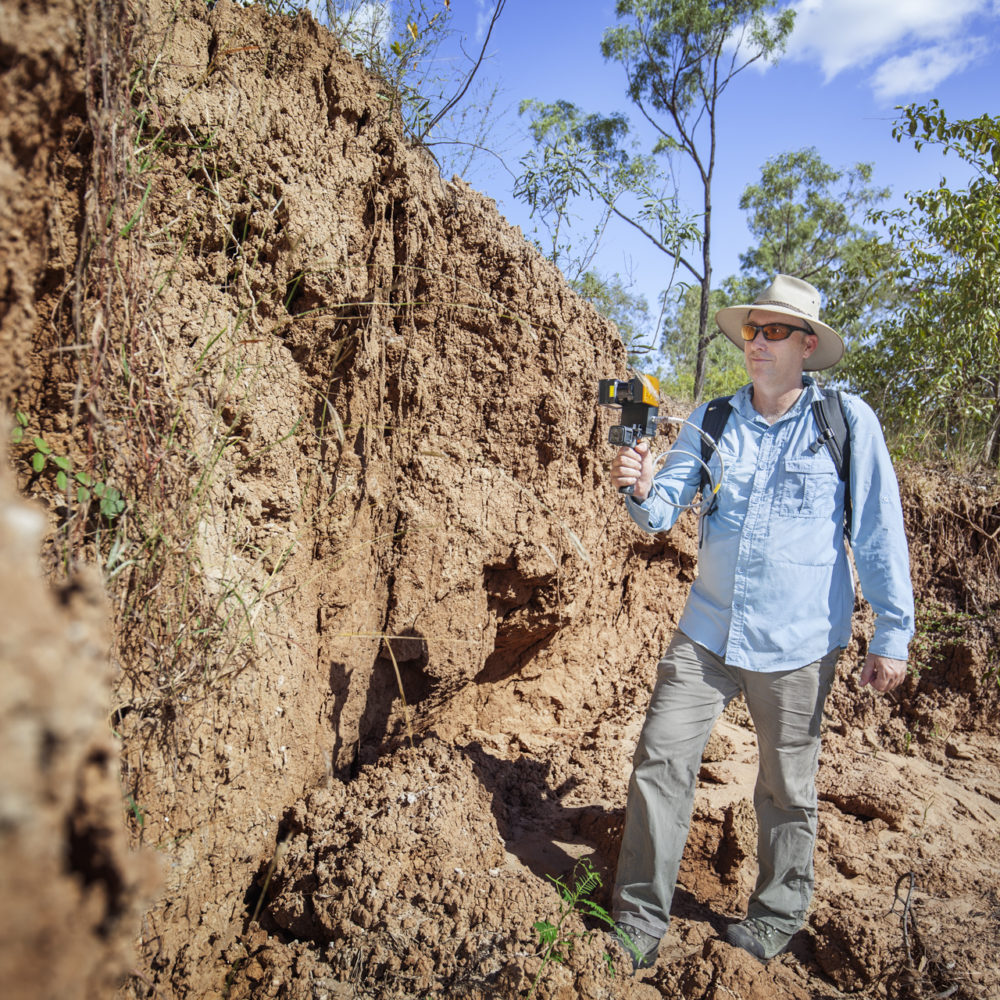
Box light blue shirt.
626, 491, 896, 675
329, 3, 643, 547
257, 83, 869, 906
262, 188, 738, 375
625, 378, 914, 672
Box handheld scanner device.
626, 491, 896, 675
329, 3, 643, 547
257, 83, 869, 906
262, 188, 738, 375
598, 375, 659, 494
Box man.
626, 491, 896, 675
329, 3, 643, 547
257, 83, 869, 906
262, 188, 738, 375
608, 274, 913, 968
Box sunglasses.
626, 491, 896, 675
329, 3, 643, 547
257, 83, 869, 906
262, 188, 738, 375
741, 322, 814, 342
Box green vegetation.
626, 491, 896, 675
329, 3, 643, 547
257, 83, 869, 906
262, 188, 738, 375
655, 147, 895, 398
527, 859, 634, 997
736, 148, 894, 342
659, 279, 749, 400
911, 600, 986, 669
125, 793, 146, 830
515, 99, 678, 286
10, 412, 125, 520
516, 0, 795, 400
844, 102, 1000, 466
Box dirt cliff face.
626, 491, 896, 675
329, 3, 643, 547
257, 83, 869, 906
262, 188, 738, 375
8, 0, 691, 993
2, 2, 999, 999
1, 3, 153, 998
0, 0, 82, 399
0, 449, 156, 1000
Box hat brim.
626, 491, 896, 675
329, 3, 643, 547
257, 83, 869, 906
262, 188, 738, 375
715, 305, 844, 371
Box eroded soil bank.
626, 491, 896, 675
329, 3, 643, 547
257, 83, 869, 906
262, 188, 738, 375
2, 2, 999, 999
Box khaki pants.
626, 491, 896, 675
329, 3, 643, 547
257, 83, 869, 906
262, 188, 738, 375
613, 632, 839, 939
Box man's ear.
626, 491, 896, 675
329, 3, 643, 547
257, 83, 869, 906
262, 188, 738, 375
802, 332, 819, 359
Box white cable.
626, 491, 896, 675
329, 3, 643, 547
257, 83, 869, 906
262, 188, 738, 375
646, 414, 727, 515
614, 372, 728, 515
649, 448, 715, 513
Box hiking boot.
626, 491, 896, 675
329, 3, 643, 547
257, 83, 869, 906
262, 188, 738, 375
725, 917, 793, 961
610, 922, 660, 971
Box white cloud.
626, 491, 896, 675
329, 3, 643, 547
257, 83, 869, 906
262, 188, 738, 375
476, 1, 497, 44
870, 39, 986, 100
309, 1, 394, 52
347, 1, 394, 50
785, 0, 995, 98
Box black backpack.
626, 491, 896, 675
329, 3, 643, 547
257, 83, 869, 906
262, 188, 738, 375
698, 389, 852, 539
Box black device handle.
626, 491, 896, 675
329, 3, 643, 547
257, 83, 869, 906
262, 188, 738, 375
616, 432, 644, 495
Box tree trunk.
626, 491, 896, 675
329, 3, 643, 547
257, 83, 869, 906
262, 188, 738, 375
983, 380, 1000, 466
693, 187, 712, 402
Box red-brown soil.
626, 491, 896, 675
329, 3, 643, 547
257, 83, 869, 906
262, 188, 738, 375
2, 2, 999, 999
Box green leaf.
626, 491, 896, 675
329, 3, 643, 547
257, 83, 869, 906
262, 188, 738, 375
33, 437, 52, 455
15, 410, 28, 427
101, 494, 125, 518
11, 426, 23, 444
52, 454, 71, 471
56, 470, 68, 491
119, 178, 152, 237
77, 486, 90, 504
31, 452, 46, 473
533, 920, 558, 945
75, 470, 93, 487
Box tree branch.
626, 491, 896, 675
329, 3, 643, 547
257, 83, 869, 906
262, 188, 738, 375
603, 201, 702, 282
420, 137, 517, 178
418, 0, 506, 143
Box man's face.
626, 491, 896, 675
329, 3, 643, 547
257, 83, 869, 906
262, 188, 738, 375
742, 308, 818, 386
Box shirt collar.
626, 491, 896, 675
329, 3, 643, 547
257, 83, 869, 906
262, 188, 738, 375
731, 375, 818, 425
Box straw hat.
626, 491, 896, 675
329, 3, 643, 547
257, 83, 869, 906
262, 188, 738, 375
714, 274, 844, 370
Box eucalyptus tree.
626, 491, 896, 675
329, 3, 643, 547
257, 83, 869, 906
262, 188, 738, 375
843, 102, 1000, 465
737, 149, 892, 336
514, 101, 634, 283
516, 0, 793, 398
604, 0, 799, 399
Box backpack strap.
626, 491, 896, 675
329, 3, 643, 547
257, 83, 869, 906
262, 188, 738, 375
700, 395, 733, 512
809, 389, 853, 540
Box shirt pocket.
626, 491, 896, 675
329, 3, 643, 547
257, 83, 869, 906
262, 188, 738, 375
777, 455, 838, 518
713, 459, 754, 517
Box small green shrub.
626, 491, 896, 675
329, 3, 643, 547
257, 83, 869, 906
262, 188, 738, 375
11, 411, 126, 520
911, 601, 985, 672
527, 858, 632, 997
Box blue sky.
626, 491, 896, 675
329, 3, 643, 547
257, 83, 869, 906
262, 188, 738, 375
316, 1, 1000, 321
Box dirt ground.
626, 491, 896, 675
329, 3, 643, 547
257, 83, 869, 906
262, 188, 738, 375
2, 2, 999, 999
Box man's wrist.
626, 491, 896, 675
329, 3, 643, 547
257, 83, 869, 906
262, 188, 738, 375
868, 633, 912, 664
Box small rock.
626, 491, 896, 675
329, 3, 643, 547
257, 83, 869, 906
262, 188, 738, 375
945, 741, 975, 761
